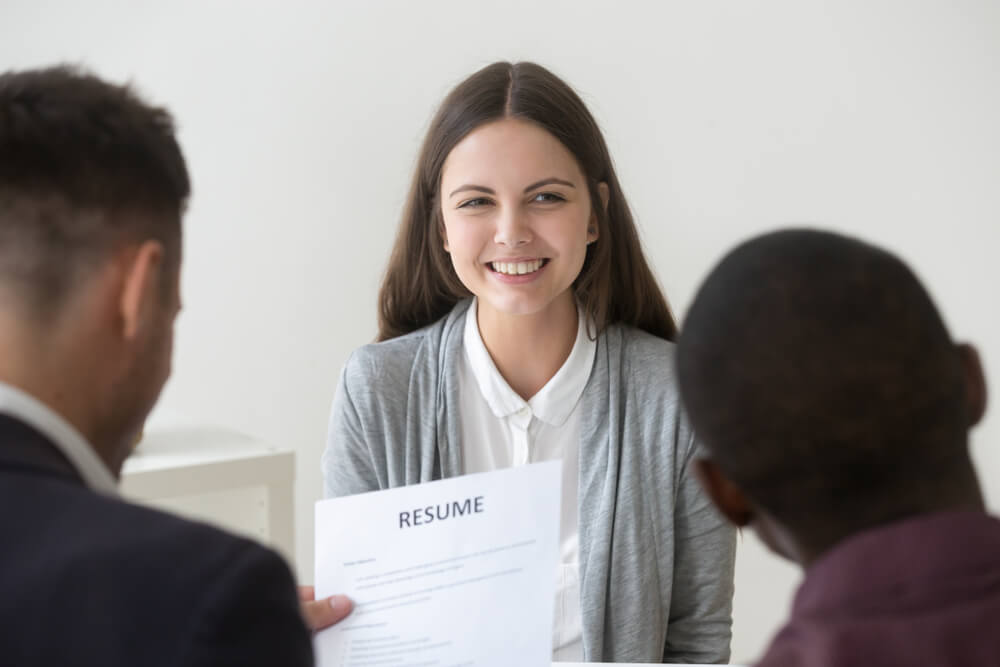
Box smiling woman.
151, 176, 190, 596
322, 61, 736, 664
439, 118, 599, 343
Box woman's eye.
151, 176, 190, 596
533, 192, 566, 203
458, 197, 492, 209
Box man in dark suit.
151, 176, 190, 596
0, 66, 347, 665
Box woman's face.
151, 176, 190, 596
439, 118, 603, 322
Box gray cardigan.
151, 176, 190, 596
323, 300, 735, 663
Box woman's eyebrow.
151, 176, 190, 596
523, 177, 575, 192
448, 178, 575, 198
449, 184, 496, 197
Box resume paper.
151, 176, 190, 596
314, 461, 562, 667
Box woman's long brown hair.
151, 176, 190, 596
377, 61, 677, 342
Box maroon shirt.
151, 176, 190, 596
757, 510, 1000, 666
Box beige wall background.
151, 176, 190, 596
2, 1, 997, 662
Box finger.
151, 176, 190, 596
302, 595, 353, 631
297, 585, 316, 602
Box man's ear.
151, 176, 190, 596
958, 343, 988, 427
692, 458, 755, 527
119, 241, 165, 341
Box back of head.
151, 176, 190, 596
0, 65, 189, 321
677, 229, 974, 542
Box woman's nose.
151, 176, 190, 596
493, 210, 532, 247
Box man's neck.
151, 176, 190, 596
0, 324, 119, 475
794, 473, 987, 567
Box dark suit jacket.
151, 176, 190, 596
0, 414, 314, 666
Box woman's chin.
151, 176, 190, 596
476, 289, 576, 321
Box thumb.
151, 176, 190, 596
302, 594, 353, 631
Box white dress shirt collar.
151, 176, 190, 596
0, 380, 118, 495
462, 298, 596, 427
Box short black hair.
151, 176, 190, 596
0, 65, 189, 316
677, 229, 969, 534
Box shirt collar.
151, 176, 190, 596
462, 298, 596, 426
0, 381, 118, 496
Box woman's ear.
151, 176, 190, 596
436, 209, 450, 252
597, 182, 610, 213
588, 182, 610, 244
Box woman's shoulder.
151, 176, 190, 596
341, 301, 469, 387
604, 322, 679, 378
600, 323, 692, 451
343, 327, 432, 385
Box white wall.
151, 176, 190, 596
2, 1, 997, 662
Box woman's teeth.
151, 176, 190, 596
491, 259, 544, 275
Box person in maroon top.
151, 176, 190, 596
675, 229, 1000, 666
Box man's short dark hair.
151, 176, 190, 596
0, 65, 189, 316
677, 229, 969, 535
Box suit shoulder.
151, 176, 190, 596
0, 478, 308, 665
79, 490, 285, 577
89, 496, 302, 631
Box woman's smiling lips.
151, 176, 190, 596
486, 257, 549, 283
